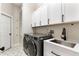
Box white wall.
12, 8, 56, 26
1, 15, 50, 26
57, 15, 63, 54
12, 5, 22, 47
22, 4, 33, 34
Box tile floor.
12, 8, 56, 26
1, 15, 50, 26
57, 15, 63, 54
0, 46, 27, 56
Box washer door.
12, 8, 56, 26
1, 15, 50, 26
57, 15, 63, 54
23, 36, 37, 56
27, 39, 37, 56
23, 35, 28, 49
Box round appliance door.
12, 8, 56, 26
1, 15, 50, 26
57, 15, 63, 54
23, 35, 29, 49
27, 39, 37, 56
23, 36, 37, 56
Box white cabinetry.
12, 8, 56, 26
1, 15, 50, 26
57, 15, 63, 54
32, 7, 41, 27
48, 3, 62, 24
44, 40, 60, 56
64, 3, 79, 22
32, 3, 79, 27
40, 5, 48, 25
32, 12, 36, 27
32, 5, 48, 27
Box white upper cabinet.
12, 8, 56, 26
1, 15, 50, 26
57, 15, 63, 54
32, 7, 41, 27
40, 5, 48, 25
48, 3, 62, 24
32, 3, 79, 27
35, 9, 41, 26
32, 4, 48, 27
64, 3, 79, 22
32, 12, 36, 27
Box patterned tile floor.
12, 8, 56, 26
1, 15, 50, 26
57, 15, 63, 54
0, 46, 27, 56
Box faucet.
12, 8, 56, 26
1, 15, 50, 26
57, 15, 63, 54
48, 30, 54, 38
61, 28, 66, 41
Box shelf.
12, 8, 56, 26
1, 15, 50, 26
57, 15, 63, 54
32, 21, 79, 28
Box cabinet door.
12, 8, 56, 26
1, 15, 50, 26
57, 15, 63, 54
40, 5, 48, 25
64, 3, 79, 22
36, 8, 41, 26
32, 12, 36, 27
48, 3, 62, 24
32, 5, 48, 27
44, 41, 56, 56
32, 9, 40, 27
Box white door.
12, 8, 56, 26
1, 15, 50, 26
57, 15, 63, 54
48, 3, 62, 24
40, 5, 48, 25
35, 9, 41, 26
0, 13, 11, 51
32, 12, 36, 27
32, 7, 41, 27
64, 3, 79, 22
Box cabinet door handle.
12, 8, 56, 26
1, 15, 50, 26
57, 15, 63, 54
40, 21, 41, 25
51, 51, 60, 56
62, 14, 64, 22
48, 19, 49, 24
34, 23, 36, 27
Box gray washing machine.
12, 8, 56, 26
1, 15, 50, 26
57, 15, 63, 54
23, 33, 53, 56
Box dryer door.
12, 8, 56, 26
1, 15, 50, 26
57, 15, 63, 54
27, 39, 37, 56
23, 36, 37, 56
23, 35, 29, 49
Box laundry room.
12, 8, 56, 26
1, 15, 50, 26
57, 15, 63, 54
1, 0, 79, 56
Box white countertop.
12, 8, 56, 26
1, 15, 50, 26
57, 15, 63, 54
74, 44, 79, 52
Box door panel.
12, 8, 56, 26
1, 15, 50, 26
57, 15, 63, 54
64, 3, 79, 22
40, 5, 48, 25
48, 3, 62, 24
0, 13, 11, 51
35, 9, 40, 26
32, 12, 36, 27
32, 9, 40, 27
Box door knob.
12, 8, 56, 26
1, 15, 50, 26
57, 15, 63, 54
9, 33, 11, 36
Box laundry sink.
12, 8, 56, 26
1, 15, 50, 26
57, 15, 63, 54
50, 39, 76, 48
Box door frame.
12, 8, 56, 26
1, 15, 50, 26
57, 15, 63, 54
0, 12, 13, 49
